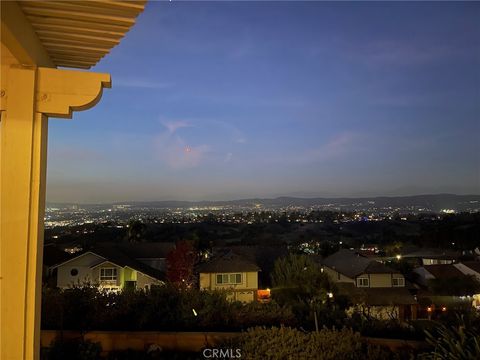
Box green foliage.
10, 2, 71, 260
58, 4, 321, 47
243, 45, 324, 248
271, 254, 338, 329
42, 285, 298, 331
225, 326, 398, 360
419, 320, 480, 360
271, 254, 334, 298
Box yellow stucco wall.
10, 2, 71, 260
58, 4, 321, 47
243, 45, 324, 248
199, 271, 258, 302
136, 272, 163, 289
323, 266, 355, 283
1, 2, 143, 358
369, 274, 392, 288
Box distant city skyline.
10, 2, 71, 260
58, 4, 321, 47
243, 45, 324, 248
47, 1, 480, 203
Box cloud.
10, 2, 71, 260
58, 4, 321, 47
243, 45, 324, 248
161, 120, 191, 134
274, 132, 362, 166
153, 120, 210, 169
353, 40, 453, 67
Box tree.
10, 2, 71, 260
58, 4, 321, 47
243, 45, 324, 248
126, 219, 147, 243
271, 254, 336, 331
166, 241, 197, 289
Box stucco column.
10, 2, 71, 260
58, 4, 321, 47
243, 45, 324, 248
0, 65, 110, 359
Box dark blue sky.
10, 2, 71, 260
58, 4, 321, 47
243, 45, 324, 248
47, 1, 480, 203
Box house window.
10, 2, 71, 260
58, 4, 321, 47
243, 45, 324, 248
392, 277, 404, 287
357, 278, 369, 287
216, 273, 242, 285
70, 268, 78, 276
100, 268, 117, 281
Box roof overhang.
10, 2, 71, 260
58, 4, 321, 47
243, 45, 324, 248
2, 0, 146, 69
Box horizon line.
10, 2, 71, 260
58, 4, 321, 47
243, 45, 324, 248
45, 192, 480, 206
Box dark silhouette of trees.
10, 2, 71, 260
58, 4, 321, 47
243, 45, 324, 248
126, 219, 147, 243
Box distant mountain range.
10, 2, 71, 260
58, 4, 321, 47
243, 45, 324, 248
48, 194, 480, 212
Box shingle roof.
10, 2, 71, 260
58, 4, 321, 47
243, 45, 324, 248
322, 249, 398, 278
197, 252, 261, 273
462, 261, 480, 274
402, 249, 460, 260
424, 265, 465, 279
336, 283, 417, 306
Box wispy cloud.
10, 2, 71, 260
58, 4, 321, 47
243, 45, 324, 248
153, 119, 210, 169
305, 132, 360, 163
350, 39, 454, 67
270, 132, 363, 166
161, 120, 191, 134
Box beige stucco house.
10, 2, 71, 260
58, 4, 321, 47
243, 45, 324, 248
322, 249, 417, 320
197, 252, 260, 303
51, 244, 169, 291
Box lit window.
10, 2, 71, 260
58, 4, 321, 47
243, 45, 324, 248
392, 277, 404, 287
100, 268, 117, 281
357, 278, 369, 287
216, 273, 242, 284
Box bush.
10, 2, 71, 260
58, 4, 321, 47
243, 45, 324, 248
42, 285, 297, 331
419, 320, 480, 360
223, 326, 399, 360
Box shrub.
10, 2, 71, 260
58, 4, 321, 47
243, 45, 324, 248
419, 321, 480, 360
224, 326, 399, 360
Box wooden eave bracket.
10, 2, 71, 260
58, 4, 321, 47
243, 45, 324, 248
35, 67, 111, 118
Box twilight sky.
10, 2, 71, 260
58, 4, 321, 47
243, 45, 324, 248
46, 1, 480, 203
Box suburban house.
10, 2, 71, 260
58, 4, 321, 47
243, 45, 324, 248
402, 248, 461, 265
413, 262, 480, 287
50, 243, 174, 292
321, 249, 417, 320
197, 252, 261, 303
413, 262, 480, 310
212, 245, 288, 288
